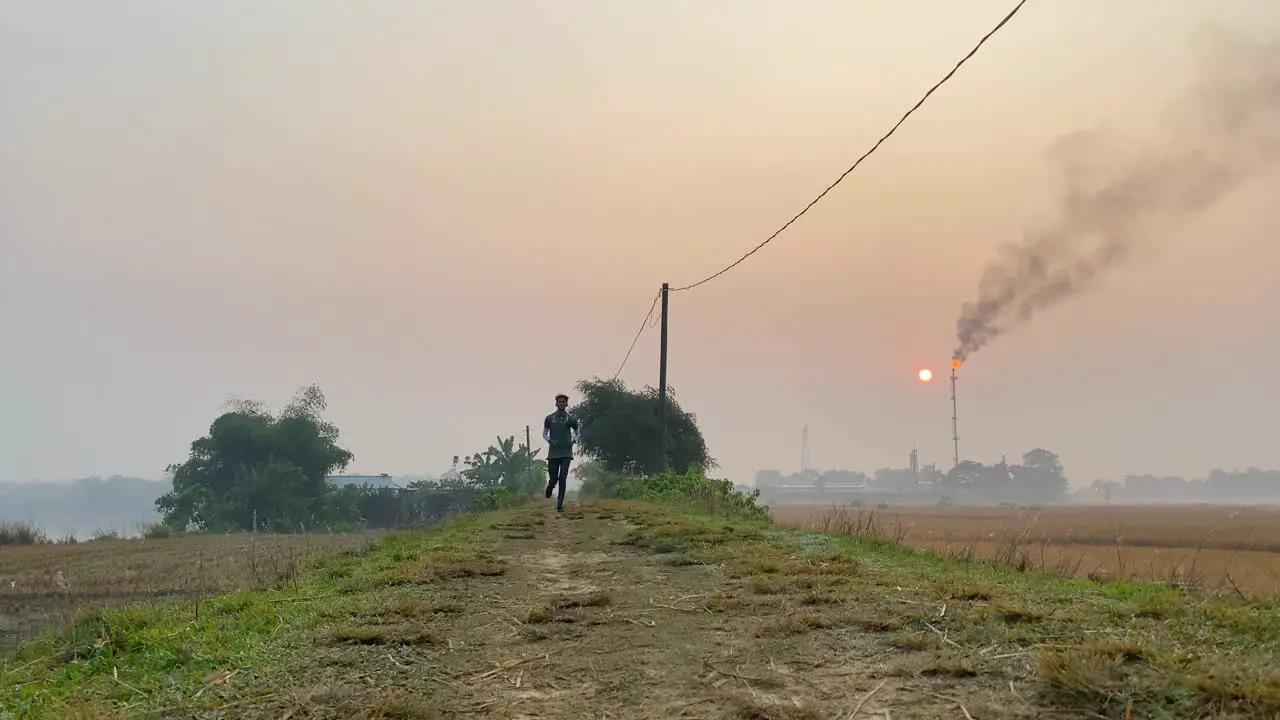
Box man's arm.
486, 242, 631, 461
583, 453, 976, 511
542, 414, 552, 443
569, 417, 582, 443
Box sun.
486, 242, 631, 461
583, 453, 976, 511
918, 368, 933, 382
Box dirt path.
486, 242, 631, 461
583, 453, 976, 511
270, 501, 1038, 719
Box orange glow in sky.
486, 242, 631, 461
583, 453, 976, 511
918, 369, 933, 382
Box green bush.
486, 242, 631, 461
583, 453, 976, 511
610, 469, 771, 523
140, 522, 177, 539
470, 485, 522, 512
575, 460, 630, 500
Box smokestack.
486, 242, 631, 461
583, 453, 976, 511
950, 362, 960, 470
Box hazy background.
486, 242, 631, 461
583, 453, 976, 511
3, 1, 1279, 490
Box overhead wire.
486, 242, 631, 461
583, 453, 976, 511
668, 0, 1032, 293
610, 291, 662, 380
600, 0, 1031, 392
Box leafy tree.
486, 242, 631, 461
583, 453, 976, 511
939, 450, 1066, 503
570, 377, 713, 475
1022, 448, 1064, 478
460, 452, 502, 488
485, 435, 546, 494
943, 460, 986, 494
1019, 448, 1068, 502
156, 385, 355, 532
460, 435, 545, 493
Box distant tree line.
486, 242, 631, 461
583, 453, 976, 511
153, 377, 718, 534
2, 376, 721, 538
1087, 469, 1280, 504
944, 449, 1069, 504
757, 450, 1280, 506
756, 448, 1070, 505
156, 385, 545, 533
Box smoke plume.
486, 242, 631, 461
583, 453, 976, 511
953, 32, 1280, 362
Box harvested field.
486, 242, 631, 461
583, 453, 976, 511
0, 531, 382, 653
773, 503, 1280, 596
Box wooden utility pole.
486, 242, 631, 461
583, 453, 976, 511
525, 424, 533, 489
657, 283, 670, 472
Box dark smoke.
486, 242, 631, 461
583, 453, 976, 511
953, 32, 1280, 362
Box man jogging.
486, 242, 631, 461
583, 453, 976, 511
543, 393, 581, 513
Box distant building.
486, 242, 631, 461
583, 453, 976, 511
325, 473, 402, 490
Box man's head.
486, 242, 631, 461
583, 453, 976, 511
554, 393, 569, 412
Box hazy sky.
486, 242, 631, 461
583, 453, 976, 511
3, 1, 1279, 487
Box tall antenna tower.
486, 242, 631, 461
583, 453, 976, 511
800, 425, 811, 474
950, 360, 962, 469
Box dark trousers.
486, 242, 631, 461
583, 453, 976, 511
547, 457, 571, 510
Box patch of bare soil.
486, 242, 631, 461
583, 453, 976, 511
252, 502, 1051, 719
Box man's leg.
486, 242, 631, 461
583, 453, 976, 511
555, 457, 571, 511
545, 458, 559, 499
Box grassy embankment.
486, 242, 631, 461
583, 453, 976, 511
1, 477, 1278, 719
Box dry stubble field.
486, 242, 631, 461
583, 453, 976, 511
772, 503, 1280, 596
0, 531, 383, 654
